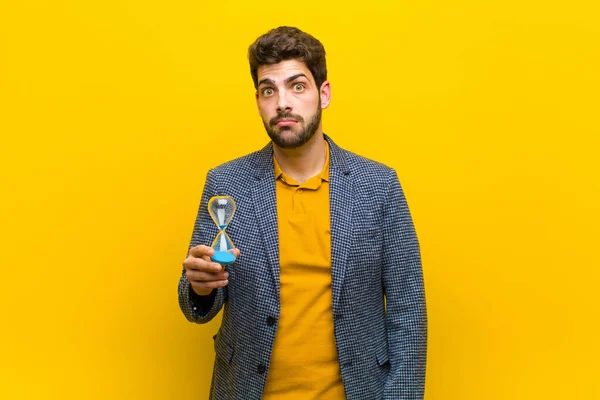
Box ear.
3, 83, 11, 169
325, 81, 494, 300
255, 91, 261, 116
319, 81, 331, 109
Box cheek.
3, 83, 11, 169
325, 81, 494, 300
299, 99, 318, 116
299, 93, 318, 107
256, 104, 267, 118
257, 100, 273, 114
260, 107, 272, 118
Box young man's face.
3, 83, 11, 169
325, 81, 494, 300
255, 59, 330, 149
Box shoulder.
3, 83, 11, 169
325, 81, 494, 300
338, 146, 397, 184
206, 149, 265, 184
210, 152, 260, 175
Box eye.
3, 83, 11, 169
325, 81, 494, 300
262, 88, 274, 97
293, 83, 305, 92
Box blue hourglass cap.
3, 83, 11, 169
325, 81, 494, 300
211, 251, 236, 265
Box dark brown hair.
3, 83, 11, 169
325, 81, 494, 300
248, 26, 327, 90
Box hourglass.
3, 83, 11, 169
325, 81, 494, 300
208, 196, 237, 266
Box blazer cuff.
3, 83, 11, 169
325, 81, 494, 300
189, 284, 217, 315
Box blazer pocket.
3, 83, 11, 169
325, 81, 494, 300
215, 335, 235, 365
352, 227, 382, 244
375, 340, 390, 368
351, 227, 383, 261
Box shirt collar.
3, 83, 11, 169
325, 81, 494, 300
273, 140, 330, 186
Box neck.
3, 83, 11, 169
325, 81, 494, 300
273, 131, 327, 183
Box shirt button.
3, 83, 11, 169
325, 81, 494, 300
257, 363, 266, 374
267, 316, 276, 326
297, 189, 303, 194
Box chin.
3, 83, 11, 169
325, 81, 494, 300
273, 138, 302, 149
275, 133, 316, 149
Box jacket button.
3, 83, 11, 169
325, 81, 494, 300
257, 363, 266, 374
266, 316, 276, 326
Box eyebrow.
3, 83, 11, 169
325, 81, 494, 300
258, 73, 309, 88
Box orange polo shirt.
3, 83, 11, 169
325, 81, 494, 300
262, 140, 345, 399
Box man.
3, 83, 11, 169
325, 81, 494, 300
178, 26, 427, 400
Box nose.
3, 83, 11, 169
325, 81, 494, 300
276, 90, 292, 113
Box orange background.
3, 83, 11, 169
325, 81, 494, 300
1, 0, 599, 399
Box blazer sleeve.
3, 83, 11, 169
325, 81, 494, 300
382, 169, 428, 399
177, 168, 227, 324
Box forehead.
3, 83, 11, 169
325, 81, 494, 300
257, 59, 315, 84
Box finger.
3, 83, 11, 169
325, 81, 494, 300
191, 279, 229, 292
203, 256, 226, 272
229, 248, 241, 258
184, 256, 223, 273
189, 245, 214, 258
186, 269, 229, 282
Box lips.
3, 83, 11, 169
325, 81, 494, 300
275, 119, 298, 126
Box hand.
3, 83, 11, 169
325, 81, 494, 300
183, 245, 240, 296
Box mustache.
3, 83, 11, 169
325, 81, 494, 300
270, 113, 305, 126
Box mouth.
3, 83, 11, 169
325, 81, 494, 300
274, 119, 298, 127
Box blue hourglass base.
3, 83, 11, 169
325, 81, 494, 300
211, 250, 236, 265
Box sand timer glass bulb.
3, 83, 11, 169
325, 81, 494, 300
208, 196, 237, 265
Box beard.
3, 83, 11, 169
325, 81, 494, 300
262, 100, 322, 149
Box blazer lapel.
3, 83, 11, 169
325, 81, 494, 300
326, 135, 354, 314
250, 142, 281, 297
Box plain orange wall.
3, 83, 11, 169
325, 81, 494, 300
1, 1, 599, 399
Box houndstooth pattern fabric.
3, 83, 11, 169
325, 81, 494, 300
178, 135, 427, 400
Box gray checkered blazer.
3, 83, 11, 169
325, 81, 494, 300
178, 135, 427, 399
